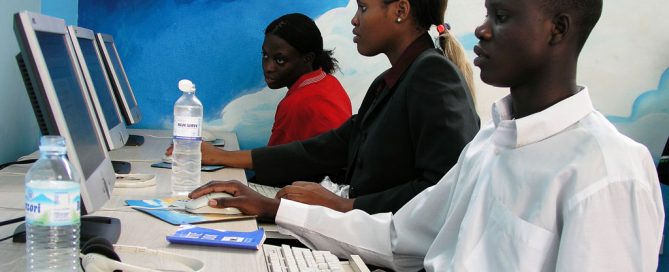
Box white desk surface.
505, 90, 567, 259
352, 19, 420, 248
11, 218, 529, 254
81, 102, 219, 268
0, 129, 269, 272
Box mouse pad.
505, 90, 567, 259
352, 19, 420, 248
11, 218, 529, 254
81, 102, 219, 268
151, 162, 225, 172
125, 197, 254, 225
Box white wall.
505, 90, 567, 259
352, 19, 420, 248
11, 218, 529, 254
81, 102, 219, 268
212, 0, 669, 160
0, 0, 41, 164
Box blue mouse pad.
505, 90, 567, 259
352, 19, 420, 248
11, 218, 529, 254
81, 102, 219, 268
125, 198, 254, 225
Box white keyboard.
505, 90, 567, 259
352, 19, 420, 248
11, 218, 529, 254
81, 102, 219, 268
249, 182, 281, 198
262, 244, 370, 272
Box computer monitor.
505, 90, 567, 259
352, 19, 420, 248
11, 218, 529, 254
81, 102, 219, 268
14, 11, 120, 242
659, 137, 669, 185
95, 33, 141, 126
67, 26, 129, 151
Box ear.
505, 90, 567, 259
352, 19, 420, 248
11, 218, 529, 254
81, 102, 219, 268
549, 13, 571, 46
302, 52, 315, 66
393, 0, 411, 23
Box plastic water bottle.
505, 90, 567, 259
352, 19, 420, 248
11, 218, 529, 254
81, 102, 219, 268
25, 136, 81, 272
172, 79, 203, 195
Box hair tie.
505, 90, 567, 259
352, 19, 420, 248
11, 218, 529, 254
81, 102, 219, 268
436, 23, 451, 34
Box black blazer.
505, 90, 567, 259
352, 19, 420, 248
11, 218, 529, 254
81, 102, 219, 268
252, 48, 480, 214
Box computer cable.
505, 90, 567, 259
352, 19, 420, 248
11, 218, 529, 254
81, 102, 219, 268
81, 237, 205, 271
0, 232, 24, 242
0, 216, 25, 243
0, 216, 24, 227
0, 159, 36, 171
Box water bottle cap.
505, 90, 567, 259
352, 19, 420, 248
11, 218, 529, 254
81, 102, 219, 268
178, 79, 196, 93
39, 135, 67, 153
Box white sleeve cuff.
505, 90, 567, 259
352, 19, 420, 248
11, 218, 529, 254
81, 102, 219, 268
276, 199, 311, 231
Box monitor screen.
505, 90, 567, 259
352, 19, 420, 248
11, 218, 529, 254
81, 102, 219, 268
97, 33, 141, 125
37, 31, 106, 179
14, 11, 116, 214
68, 26, 129, 150
80, 39, 123, 132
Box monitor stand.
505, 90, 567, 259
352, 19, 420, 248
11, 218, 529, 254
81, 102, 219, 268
13, 216, 122, 244
126, 134, 145, 146
112, 160, 131, 174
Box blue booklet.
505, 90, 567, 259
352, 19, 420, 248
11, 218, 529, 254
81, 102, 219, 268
166, 225, 266, 250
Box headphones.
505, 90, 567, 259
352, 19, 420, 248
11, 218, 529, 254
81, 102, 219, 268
80, 237, 205, 272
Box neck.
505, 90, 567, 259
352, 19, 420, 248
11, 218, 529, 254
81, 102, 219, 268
385, 29, 424, 66
288, 67, 315, 89
509, 64, 578, 119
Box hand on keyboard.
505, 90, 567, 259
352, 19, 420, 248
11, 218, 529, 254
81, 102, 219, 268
248, 182, 281, 198
275, 182, 354, 213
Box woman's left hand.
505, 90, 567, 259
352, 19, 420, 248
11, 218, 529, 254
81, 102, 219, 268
276, 181, 354, 212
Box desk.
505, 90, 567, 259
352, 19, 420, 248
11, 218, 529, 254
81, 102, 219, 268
0, 129, 269, 272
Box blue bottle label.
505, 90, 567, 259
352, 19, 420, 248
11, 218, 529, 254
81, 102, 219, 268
25, 181, 81, 226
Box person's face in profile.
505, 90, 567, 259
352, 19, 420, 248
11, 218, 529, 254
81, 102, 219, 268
473, 0, 553, 87
261, 34, 310, 89
351, 0, 396, 57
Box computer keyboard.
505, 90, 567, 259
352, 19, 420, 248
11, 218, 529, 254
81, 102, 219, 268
262, 244, 370, 272
248, 182, 281, 198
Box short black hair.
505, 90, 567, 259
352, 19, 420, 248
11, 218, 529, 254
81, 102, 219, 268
541, 0, 603, 51
265, 13, 339, 74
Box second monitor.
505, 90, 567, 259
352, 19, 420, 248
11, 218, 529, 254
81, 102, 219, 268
68, 26, 129, 151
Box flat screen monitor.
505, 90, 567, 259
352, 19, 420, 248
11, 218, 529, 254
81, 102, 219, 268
67, 26, 129, 151
96, 33, 141, 126
14, 11, 117, 217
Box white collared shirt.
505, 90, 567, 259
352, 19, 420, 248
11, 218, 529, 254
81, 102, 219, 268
276, 88, 665, 271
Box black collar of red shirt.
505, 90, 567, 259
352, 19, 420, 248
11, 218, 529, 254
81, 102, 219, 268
382, 32, 435, 90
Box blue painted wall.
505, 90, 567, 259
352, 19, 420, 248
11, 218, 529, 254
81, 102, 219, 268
78, 0, 348, 149
0, 0, 79, 164
42, 0, 78, 26
0, 0, 41, 164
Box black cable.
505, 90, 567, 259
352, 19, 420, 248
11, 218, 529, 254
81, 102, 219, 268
0, 217, 25, 242
0, 159, 37, 171
0, 216, 25, 227
0, 231, 23, 242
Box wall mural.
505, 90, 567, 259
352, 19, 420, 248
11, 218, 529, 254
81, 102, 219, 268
80, 0, 669, 163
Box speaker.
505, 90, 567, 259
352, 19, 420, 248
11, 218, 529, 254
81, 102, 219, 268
80, 237, 205, 272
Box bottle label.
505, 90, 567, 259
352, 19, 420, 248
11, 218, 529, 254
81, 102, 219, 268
25, 181, 80, 226
173, 116, 202, 140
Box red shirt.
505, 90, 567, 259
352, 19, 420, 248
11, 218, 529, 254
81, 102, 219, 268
268, 69, 352, 146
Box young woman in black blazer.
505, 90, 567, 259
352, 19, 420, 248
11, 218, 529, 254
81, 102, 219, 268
178, 0, 480, 215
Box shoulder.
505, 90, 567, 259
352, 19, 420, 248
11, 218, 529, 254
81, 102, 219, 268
298, 74, 348, 100
399, 49, 468, 96
558, 111, 659, 204
401, 49, 463, 84
579, 111, 655, 177
319, 74, 347, 92
410, 49, 459, 74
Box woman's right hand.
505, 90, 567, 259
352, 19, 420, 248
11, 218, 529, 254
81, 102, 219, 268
165, 141, 228, 165
200, 141, 227, 165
